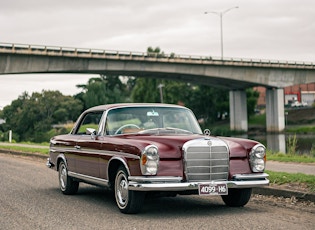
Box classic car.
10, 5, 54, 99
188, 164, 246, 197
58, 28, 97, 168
47, 103, 269, 214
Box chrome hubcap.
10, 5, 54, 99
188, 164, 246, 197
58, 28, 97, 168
59, 165, 67, 190
116, 171, 128, 207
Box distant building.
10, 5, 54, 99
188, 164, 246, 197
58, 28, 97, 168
254, 83, 315, 107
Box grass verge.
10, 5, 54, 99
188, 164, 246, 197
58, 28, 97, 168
285, 126, 315, 134
266, 151, 315, 163
266, 170, 315, 193
0, 144, 49, 155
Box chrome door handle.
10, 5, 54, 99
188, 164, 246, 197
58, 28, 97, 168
74, 145, 81, 149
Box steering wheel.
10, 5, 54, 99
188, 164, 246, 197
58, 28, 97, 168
114, 124, 141, 135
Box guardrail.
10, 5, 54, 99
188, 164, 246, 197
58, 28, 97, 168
0, 42, 314, 69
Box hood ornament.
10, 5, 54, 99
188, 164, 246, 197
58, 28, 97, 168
203, 129, 211, 136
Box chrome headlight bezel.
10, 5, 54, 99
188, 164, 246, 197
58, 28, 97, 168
249, 144, 266, 172
140, 145, 159, 175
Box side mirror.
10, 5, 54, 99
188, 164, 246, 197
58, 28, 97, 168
86, 128, 97, 139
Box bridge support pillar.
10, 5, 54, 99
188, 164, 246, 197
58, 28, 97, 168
266, 88, 285, 132
229, 90, 248, 132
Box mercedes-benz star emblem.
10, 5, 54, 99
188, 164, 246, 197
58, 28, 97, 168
204, 129, 211, 136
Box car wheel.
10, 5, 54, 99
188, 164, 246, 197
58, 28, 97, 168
114, 166, 145, 214
221, 188, 252, 207
58, 161, 79, 195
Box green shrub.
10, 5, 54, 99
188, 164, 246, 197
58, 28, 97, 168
287, 134, 298, 155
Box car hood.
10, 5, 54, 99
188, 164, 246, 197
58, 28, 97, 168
122, 134, 202, 159
121, 134, 260, 159
51, 133, 260, 160
218, 136, 260, 158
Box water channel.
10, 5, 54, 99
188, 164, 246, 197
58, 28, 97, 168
245, 134, 315, 155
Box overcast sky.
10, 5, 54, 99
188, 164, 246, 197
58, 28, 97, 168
1, 0, 314, 108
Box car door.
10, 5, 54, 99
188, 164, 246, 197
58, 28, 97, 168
72, 111, 104, 178
75, 135, 103, 178
51, 134, 78, 173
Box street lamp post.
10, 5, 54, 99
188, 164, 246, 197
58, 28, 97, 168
205, 6, 239, 59
157, 84, 164, 103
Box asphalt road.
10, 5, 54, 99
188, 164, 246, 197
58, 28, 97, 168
1, 153, 314, 230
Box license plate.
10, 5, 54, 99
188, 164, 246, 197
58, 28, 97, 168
198, 183, 228, 196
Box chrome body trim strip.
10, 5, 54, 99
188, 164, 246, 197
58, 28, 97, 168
49, 146, 140, 160
68, 171, 109, 187
128, 176, 183, 183
233, 173, 269, 180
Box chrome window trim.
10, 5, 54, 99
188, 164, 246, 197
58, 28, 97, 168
103, 105, 202, 136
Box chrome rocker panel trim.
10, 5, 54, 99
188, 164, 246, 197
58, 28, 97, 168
68, 171, 109, 187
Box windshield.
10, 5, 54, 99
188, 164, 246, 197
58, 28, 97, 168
105, 106, 202, 135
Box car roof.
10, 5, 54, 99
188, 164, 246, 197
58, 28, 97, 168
85, 103, 186, 112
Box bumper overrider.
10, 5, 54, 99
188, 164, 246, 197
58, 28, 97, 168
128, 173, 269, 191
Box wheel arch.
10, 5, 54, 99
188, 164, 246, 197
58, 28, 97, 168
56, 154, 67, 171
108, 157, 130, 189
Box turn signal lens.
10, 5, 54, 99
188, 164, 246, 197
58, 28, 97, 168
141, 154, 147, 165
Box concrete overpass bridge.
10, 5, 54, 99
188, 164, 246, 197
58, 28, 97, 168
1, 42, 315, 133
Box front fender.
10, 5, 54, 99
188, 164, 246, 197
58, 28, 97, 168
56, 153, 67, 171
108, 156, 131, 176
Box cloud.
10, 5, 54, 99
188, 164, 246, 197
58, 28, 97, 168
0, 0, 314, 107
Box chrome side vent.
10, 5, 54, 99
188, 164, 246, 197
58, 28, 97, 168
183, 138, 229, 182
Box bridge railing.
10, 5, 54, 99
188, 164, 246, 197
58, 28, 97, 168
0, 42, 314, 69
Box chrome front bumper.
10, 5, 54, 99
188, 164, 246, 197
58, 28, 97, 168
128, 173, 269, 192
46, 158, 53, 168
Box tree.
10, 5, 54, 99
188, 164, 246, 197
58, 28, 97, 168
131, 78, 160, 103
246, 89, 260, 117
132, 47, 192, 104
1, 90, 83, 142
130, 46, 231, 127
76, 75, 131, 110
0, 92, 30, 141
186, 85, 229, 125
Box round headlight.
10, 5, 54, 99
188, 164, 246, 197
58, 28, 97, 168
250, 144, 266, 172
140, 145, 159, 175
254, 146, 266, 158
253, 158, 265, 172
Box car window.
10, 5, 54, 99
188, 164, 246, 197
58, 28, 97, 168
105, 107, 202, 135
75, 111, 103, 135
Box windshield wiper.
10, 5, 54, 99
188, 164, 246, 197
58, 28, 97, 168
138, 127, 192, 135
165, 127, 193, 134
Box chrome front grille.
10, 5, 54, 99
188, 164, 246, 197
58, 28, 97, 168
183, 138, 229, 182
